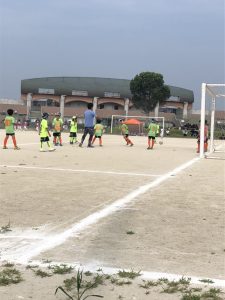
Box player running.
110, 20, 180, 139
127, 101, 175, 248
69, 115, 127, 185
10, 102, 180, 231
147, 119, 158, 150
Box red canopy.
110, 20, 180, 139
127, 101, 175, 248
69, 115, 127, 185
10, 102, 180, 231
122, 118, 143, 125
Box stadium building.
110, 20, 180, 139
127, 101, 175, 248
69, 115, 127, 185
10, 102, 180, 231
21, 77, 194, 122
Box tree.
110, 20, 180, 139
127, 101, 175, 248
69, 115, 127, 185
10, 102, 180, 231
130, 72, 170, 114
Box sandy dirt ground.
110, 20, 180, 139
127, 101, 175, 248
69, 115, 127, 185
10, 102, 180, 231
0, 130, 224, 300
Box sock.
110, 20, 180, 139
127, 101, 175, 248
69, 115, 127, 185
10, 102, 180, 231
151, 140, 155, 148
99, 137, 102, 145
12, 136, 17, 147
59, 137, 62, 145
4, 136, 9, 147
92, 137, 96, 144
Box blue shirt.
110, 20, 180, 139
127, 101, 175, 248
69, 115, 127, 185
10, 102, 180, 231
84, 109, 95, 127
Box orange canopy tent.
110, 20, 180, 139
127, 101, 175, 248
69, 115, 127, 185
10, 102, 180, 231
122, 118, 144, 135
122, 118, 143, 125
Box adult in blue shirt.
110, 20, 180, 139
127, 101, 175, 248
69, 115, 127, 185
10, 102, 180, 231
79, 103, 95, 147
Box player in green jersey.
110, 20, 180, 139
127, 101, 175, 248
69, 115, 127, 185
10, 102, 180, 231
69, 116, 78, 144
52, 113, 63, 146
3, 109, 20, 150
39, 113, 55, 152
147, 119, 158, 149
119, 120, 134, 146
92, 119, 104, 146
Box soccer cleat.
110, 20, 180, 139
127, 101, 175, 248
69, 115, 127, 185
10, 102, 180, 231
79, 143, 82, 147
40, 148, 45, 152
49, 148, 56, 152
147, 147, 151, 150
3, 146, 8, 149
100, 145, 103, 147
130, 144, 134, 147
59, 144, 63, 146
14, 146, 20, 150
87, 145, 94, 148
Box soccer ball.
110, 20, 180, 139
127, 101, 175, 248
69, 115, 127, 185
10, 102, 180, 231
159, 141, 163, 145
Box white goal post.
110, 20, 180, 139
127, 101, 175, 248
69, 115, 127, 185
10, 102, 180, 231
200, 83, 225, 158
110, 115, 165, 135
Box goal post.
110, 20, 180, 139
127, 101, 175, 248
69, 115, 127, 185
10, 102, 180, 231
110, 114, 165, 136
200, 83, 225, 158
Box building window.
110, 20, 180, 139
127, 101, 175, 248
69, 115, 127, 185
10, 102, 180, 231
114, 105, 119, 110
104, 92, 120, 98
72, 90, 88, 96
99, 104, 104, 109
38, 88, 55, 95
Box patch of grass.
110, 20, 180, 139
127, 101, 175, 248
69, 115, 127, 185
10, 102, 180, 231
126, 230, 135, 235
42, 259, 52, 263
0, 221, 12, 234
84, 271, 93, 277
26, 264, 38, 269
117, 269, 141, 279
51, 264, 73, 275
199, 278, 214, 284
34, 269, 52, 278
181, 294, 201, 300
157, 277, 169, 284
178, 277, 191, 285
139, 279, 159, 289
0, 268, 23, 286
2, 262, 14, 268
200, 288, 222, 299
110, 277, 132, 286
64, 277, 77, 291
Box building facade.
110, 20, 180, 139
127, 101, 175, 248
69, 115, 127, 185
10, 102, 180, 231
21, 77, 194, 121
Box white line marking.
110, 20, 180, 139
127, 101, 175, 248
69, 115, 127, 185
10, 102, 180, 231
0, 164, 161, 177
0, 157, 200, 264
29, 260, 225, 288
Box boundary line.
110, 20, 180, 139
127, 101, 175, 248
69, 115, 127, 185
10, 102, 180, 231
0, 164, 161, 177
0, 157, 200, 264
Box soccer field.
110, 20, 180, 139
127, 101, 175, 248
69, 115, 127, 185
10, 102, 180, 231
0, 130, 224, 299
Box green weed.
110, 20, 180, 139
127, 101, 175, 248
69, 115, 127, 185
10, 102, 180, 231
0, 268, 23, 286
117, 269, 141, 279
55, 269, 103, 299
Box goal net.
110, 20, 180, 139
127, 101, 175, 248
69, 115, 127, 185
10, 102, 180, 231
200, 83, 225, 159
110, 115, 165, 137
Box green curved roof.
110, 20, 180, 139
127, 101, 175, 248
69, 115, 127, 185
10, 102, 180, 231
21, 77, 194, 103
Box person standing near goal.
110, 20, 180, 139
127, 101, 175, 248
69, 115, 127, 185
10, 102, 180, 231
147, 119, 158, 150
197, 120, 209, 153
119, 120, 134, 146
3, 109, 20, 150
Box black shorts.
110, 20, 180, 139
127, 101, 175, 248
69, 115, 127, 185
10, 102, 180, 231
123, 134, 129, 138
69, 132, 77, 137
148, 136, 155, 140
53, 132, 61, 137
6, 133, 15, 136
40, 137, 50, 142
95, 135, 102, 138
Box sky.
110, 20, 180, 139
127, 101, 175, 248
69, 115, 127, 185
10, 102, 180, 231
0, 0, 224, 109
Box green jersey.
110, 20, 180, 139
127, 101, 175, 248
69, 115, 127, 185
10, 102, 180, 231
121, 124, 129, 135
94, 124, 103, 136
40, 119, 49, 138
148, 123, 158, 137
70, 120, 77, 133
52, 118, 63, 132
4, 116, 15, 134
